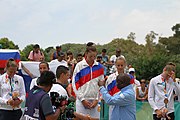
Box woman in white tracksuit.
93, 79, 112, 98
72, 44, 104, 119
0, 59, 26, 120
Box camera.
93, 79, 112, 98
50, 92, 76, 120
61, 98, 76, 120
50, 92, 68, 108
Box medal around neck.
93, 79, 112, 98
164, 98, 168, 104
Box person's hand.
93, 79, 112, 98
161, 108, 168, 117
171, 71, 176, 82
141, 97, 146, 101
21, 63, 24, 68
13, 99, 22, 108
162, 108, 168, 114
82, 100, 92, 109
98, 80, 105, 87
7, 99, 14, 106
59, 105, 66, 113
155, 109, 162, 118
90, 100, 98, 108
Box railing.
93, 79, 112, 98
100, 100, 180, 120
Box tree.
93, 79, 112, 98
127, 32, 136, 41
44, 46, 54, 62
159, 37, 180, 55
172, 23, 180, 37
145, 31, 158, 55
44, 47, 54, 53
0, 38, 19, 49
21, 44, 34, 61
61, 43, 86, 57
132, 53, 170, 80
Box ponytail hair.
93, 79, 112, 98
115, 56, 126, 64
85, 42, 96, 53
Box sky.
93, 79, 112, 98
0, 0, 180, 50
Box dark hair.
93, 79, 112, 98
116, 48, 121, 52
129, 71, 135, 74
39, 61, 49, 69
33, 44, 40, 49
86, 42, 95, 47
57, 52, 65, 57
140, 79, 146, 84
56, 45, 61, 49
166, 62, 176, 67
38, 71, 56, 86
56, 65, 69, 79
67, 50, 73, 56
116, 73, 131, 85
77, 53, 83, 57
6, 58, 18, 68
97, 55, 102, 59
85, 42, 96, 53
102, 49, 107, 53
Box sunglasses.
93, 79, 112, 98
140, 81, 146, 84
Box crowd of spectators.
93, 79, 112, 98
0, 43, 179, 120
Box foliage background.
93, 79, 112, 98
0, 24, 180, 81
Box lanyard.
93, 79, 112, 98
6, 74, 14, 95
9, 78, 14, 93
161, 77, 169, 108
161, 77, 168, 97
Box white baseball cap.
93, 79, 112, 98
129, 68, 135, 73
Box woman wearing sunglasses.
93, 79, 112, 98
136, 79, 148, 101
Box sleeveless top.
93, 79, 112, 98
138, 87, 147, 98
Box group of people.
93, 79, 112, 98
0, 42, 179, 120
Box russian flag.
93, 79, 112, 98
0, 49, 20, 70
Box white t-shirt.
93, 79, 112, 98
30, 77, 38, 90
49, 59, 68, 74
49, 84, 68, 99
110, 55, 125, 63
